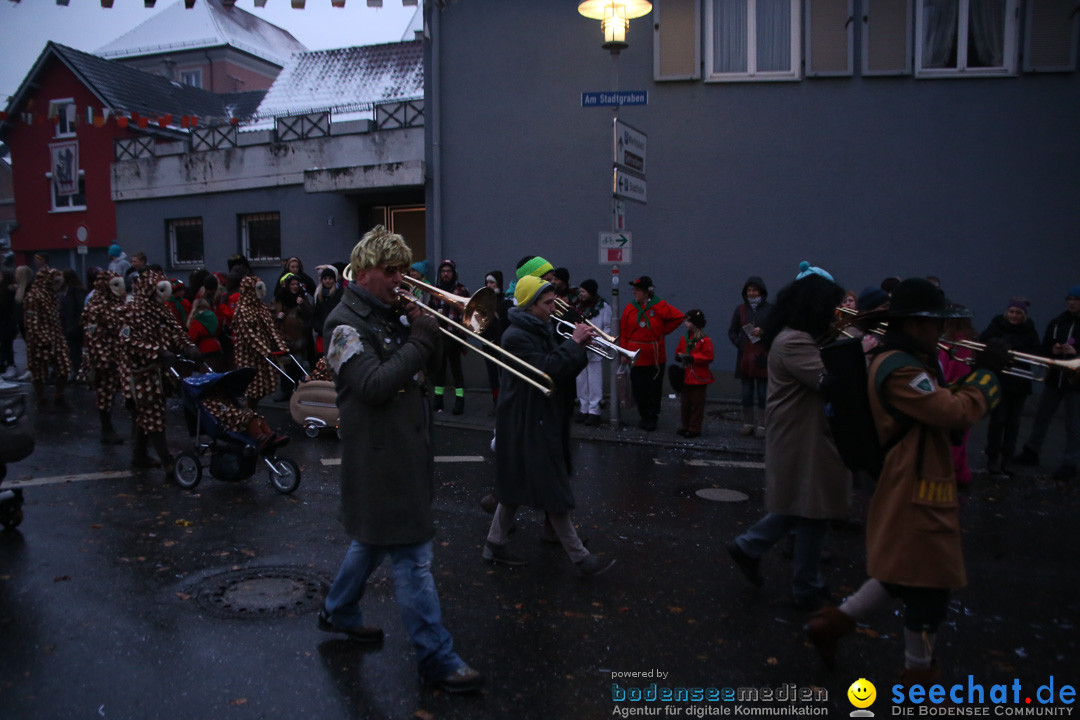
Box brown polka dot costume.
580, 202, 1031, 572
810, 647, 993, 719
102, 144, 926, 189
23, 267, 72, 384
232, 275, 286, 404
120, 271, 193, 433
80, 271, 129, 411
200, 398, 258, 434
308, 356, 332, 382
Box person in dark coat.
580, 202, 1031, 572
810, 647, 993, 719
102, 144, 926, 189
482, 275, 615, 576
977, 297, 1040, 476
727, 276, 773, 437
319, 225, 483, 694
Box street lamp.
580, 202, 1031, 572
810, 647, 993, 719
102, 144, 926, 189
577, 0, 653, 53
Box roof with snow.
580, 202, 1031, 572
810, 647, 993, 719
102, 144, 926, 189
253, 40, 422, 120
96, 0, 307, 68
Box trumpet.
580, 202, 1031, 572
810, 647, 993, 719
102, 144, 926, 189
553, 316, 640, 363
396, 279, 555, 397
937, 338, 1080, 382
554, 298, 617, 344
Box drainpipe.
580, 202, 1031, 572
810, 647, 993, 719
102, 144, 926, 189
426, 2, 443, 264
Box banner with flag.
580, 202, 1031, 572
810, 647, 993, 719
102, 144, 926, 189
50, 140, 79, 196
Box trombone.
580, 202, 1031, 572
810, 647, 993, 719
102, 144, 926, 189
937, 338, 1080, 382
397, 276, 556, 397
552, 298, 640, 363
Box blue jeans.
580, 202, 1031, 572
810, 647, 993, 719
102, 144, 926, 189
324, 540, 464, 683
735, 513, 829, 601
740, 378, 766, 409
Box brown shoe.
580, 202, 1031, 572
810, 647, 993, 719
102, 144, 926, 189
805, 605, 855, 669
898, 659, 941, 685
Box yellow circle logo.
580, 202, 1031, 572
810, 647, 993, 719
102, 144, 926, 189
847, 678, 877, 709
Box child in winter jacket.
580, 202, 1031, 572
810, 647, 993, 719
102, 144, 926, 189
675, 309, 714, 438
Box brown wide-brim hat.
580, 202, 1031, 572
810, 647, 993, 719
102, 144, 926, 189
886, 278, 972, 319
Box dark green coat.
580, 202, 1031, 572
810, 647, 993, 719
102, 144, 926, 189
494, 308, 588, 513
324, 286, 439, 545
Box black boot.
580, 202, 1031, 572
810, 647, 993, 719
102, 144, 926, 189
131, 430, 161, 469
100, 410, 124, 445
433, 394, 444, 412
452, 395, 465, 415
147, 431, 174, 476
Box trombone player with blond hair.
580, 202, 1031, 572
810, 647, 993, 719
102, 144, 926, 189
318, 225, 484, 694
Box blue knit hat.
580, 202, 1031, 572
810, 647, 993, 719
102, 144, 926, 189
108, 244, 122, 258
1068, 284, 1080, 299
794, 260, 834, 282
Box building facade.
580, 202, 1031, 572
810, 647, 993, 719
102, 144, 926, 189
425, 0, 1080, 371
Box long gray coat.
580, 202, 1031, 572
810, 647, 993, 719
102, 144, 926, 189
763, 328, 851, 518
323, 286, 439, 545
494, 309, 589, 513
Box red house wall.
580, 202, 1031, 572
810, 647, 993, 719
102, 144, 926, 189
8, 56, 126, 255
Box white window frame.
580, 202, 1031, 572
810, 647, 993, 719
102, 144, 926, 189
805, 0, 855, 77
50, 98, 76, 138
705, 0, 803, 82
862, 0, 914, 76
1023, 0, 1080, 73
654, 0, 703, 81
239, 212, 282, 264
168, 217, 205, 267
46, 169, 86, 212
915, 0, 1019, 78
179, 68, 203, 88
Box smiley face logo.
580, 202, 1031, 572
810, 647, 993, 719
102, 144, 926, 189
847, 678, 876, 709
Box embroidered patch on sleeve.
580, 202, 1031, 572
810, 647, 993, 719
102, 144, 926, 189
908, 372, 935, 394
327, 325, 364, 375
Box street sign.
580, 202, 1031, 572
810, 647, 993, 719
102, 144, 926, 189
613, 119, 646, 175
581, 91, 648, 107
599, 231, 632, 264
613, 167, 647, 204
76, 224, 89, 243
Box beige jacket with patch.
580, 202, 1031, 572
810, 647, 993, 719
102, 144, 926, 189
865, 350, 997, 589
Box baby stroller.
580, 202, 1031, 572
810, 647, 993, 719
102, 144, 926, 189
172, 367, 300, 494
289, 380, 340, 438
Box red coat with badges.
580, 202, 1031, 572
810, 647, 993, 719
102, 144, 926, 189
675, 334, 714, 386
866, 350, 998, 589
619, 297, 684, 367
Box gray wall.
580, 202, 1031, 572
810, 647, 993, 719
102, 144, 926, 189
430, 0, 1080, 373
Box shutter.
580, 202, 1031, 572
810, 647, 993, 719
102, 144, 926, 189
1024, 0, 1080, 72
862, 0, 913, 76
806, 0, 854, 76
655, 0, 702, 80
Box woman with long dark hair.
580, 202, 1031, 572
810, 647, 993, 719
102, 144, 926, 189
726, 263, 851, 612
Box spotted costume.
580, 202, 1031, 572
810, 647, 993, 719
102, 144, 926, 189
80, 271, 129, 411
232, 275, 286, 404
23, 267, 72, 385
120, 271, 193, 434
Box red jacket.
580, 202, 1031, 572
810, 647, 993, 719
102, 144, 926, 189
619, 297, 684, 366
675, 334, 714, 385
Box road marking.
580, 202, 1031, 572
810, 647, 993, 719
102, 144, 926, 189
3, 471, 134, 489
653, 458, 764, 470
320, 455, 485, 467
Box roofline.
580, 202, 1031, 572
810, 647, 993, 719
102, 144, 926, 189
98, 38, 288, 69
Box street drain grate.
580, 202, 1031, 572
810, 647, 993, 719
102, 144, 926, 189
192, 566, 328, 620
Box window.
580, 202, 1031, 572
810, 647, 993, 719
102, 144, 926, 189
654, 0, 702, 81
50, 99, 76, 138
705, 0, 801, 81
805, 0, 854, 76
49, 172, 86, 212
179, 69, 202, 88
168, 218, 204, 266
862, 0, 913, 75
915, 0, 1019, 77
240, 212, 281, 263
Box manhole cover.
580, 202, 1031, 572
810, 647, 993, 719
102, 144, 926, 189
695, 487, 750, 503
192, 566, 328, 620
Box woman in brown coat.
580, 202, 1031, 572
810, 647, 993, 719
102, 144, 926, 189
726, 268, 850, 611
807, 278, 1004, 682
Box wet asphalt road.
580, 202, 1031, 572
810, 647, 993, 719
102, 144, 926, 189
1, 382, 1078, 720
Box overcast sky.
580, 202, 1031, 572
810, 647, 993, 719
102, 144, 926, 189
1, 0, 422, 105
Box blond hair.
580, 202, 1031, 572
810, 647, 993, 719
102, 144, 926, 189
348, 225, 412, 280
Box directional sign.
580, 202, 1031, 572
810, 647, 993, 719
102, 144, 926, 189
582, 91, 648, 107
613, 167, 646, 204
599, 231, 632, 264
613, 119, 646, 175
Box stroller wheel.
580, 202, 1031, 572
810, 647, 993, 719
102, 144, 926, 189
174, 452, 203, 489
0, 490, 25, 530
267, 457, 301, 495
303, 423, 320, 439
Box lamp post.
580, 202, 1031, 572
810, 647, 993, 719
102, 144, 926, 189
577, 1, 651, 427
